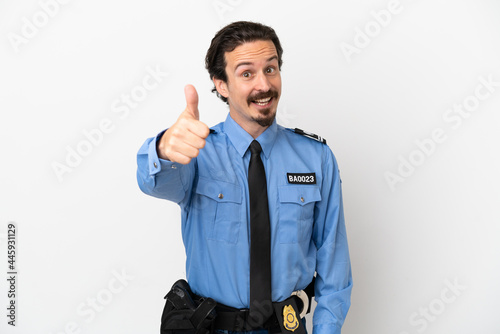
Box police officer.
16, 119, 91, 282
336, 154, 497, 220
137, 21, 352, 334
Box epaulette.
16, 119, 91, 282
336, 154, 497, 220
290, 128, 327, 144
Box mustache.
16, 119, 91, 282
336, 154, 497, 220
247, 90, 279, 104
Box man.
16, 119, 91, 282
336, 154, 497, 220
137, 21, 352, 334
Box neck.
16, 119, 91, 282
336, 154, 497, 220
245, 124, 269, 139
229, 111, 273, 139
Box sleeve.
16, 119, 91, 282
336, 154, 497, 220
136, 129, 196, 204
311, 146, 353, 334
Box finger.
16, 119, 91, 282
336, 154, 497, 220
174, 127, 207, 150
184, 84, 199, 120
178, 116, 210, 139
187, 120, 210, 139
166, 151, 193, 165
168, 140, 201, 160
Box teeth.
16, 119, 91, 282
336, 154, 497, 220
254, 97, 271, 104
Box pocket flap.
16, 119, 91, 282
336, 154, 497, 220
278, 185, 321, 206
196, 177, 242, 204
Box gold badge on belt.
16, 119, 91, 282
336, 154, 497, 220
283, 304, 299, 332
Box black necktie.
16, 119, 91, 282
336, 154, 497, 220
247, 140, 272, 326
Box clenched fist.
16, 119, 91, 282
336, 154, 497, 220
157, 85, 210, 164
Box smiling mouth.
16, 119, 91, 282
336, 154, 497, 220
251, 97, 273, 107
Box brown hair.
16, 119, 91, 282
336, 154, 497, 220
205, 21, 283, 104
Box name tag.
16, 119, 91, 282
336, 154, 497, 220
287, 173, 316, 185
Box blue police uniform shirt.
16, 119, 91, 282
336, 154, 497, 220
136, 113, 352, 334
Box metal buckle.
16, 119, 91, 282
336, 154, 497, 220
291, 290, 309, 318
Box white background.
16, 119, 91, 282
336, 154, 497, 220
1, 0, 499, 333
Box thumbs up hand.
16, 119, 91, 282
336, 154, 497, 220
183, 83, 200, 120
157, 85, 210, 164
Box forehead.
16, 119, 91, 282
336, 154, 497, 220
225, 40, 278, 68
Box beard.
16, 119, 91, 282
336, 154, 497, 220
247, 89, 279, 127
252, 107, 276, 127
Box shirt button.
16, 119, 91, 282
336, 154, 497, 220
171, 164, 177, 169
300, 197, 305, 203
218, 193, 224, 199
153, 162, 158, 168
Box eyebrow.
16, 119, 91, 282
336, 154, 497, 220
234, 55, 278, 71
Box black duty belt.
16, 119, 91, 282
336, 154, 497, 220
213, 278, 315, 333
161, 278, 315, 334
213, 295, 299, 333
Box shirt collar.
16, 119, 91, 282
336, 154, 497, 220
223, 113, 278, 159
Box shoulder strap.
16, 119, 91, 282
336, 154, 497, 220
291, 128, 327, 144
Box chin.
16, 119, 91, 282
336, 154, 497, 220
254, 111, 276, 127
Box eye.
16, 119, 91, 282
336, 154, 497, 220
266, 67, 275, 74
242, 71, 251, 78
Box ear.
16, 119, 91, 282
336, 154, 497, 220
213, 78, 229, 99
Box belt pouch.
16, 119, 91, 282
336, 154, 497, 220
272, 298, 306, 334
160, 279, 217, 334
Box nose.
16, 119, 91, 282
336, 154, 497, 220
254, 71, 271, 92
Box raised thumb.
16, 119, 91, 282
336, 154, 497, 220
184, 84, 199, 120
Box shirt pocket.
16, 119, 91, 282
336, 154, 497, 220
195, 177, 242, 244
278, 185, 321, 244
